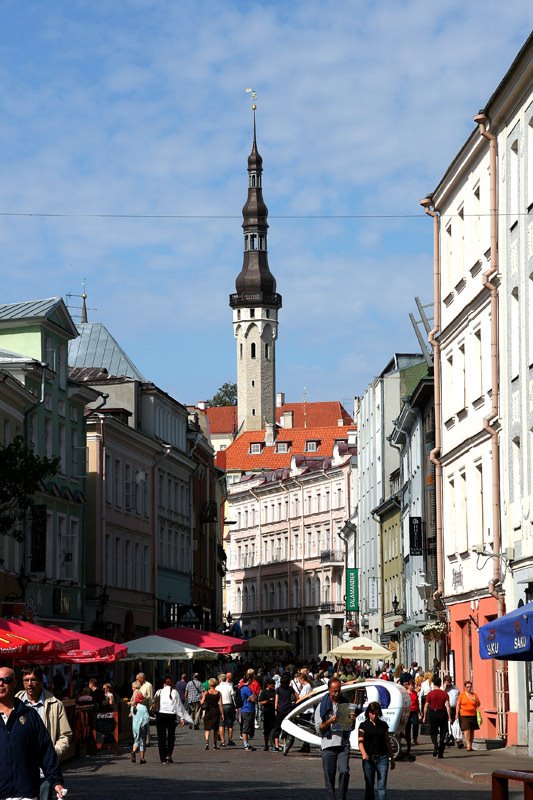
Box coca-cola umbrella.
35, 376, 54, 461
49, 627, 127, 663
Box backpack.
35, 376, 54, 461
233, 686, 243, 709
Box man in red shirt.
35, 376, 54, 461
422, 676, 450, 758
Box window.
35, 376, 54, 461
114, 459, 122, 507
58, 516, 77, 581
105, 535, 112, 586
251, 342, 256, 358
143, 545, 150, 591
44, 418, 53, 459
125, 464, 132, 510
276, 442, 289, 453
306, 440, 318, 452
250, 442, 262, 454
265, 343, 270, 359
250, 309, 255, 318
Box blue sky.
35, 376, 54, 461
0, 1, 531, 408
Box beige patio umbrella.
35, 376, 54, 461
244, 634, 292, 651
328, 636, 392, 660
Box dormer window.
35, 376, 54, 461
305, 440, 319, 452
276, 442, 289, 453
250, 442, 262, 454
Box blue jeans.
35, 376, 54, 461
362, 754, 389, 800
321, 741, 351, 800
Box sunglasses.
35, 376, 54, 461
0, 676, 14, 685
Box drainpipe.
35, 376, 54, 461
420, 196, 444, 611
473, 112, 504, 618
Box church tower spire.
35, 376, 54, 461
230, 95, 282, 432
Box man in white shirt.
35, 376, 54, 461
443, 675, 460, 723
217, 673, 236, 747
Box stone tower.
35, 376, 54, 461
229, 113, 282, 432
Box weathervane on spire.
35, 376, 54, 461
245, 87, 257, 111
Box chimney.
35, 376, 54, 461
283, 410, 294, 429
264, 422, 275, 446
276, 392, 285, 408
197, 400, 208, 410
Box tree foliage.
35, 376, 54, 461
0, 436, 59, 540
209, 382, 237, 407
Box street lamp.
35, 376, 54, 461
392, 595, 399, 614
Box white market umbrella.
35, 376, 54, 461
328, 636, 392, 660
121, 634, 218, 661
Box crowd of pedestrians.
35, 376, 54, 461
0, 654, 481, 800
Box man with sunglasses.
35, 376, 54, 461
16, 665, 73, 800
0, 667, 65, 800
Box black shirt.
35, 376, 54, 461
259, 688, 276, 720
359, 718, 390, 756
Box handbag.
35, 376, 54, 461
476, 709, 483, 726
150, 692, 160, 714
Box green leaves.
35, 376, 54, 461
0, 436, 59, 540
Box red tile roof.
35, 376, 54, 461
216, 425, 356, 472
207, 401, 352, 436
206, 405, 238, 434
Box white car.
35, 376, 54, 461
280, 679, 411, 760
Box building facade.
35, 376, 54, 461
225, 440, 356, 657
423, 34, 532, 747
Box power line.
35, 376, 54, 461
0, 210, 526, 221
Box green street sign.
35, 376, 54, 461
346, 568, 359, 611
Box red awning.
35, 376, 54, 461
157, 627, 247, 654
0, 623, 47, 657
0, 618, 79, 658
0, 619, 126, 664
48, 627, 127, 663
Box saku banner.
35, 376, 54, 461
478, 601, 533, 661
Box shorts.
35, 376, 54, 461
241, 711, 255, 736
222, 704, 235, 728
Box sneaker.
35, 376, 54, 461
227, 740, 236, 747
270, 746, 280, 752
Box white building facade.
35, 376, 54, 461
226, 446, 356, 658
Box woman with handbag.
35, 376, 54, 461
456, 680, 481, 751
153, 676, 193, 764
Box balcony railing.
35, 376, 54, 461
320, 601, 345, 614
320, 550, 344, 564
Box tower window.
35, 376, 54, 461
240, 343, 243, 359
250, 175, 256, 188
244, 235, 248, 250
250, 309, 255, 318
265, 343, 270, 359
237, 310, 241, 320
251, 380, 255, 387
265, 309, 270, 318
259, 234, 265, 249
252, 408, 256, 416
251, 343, 256, 359
250, 234, 257, 250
